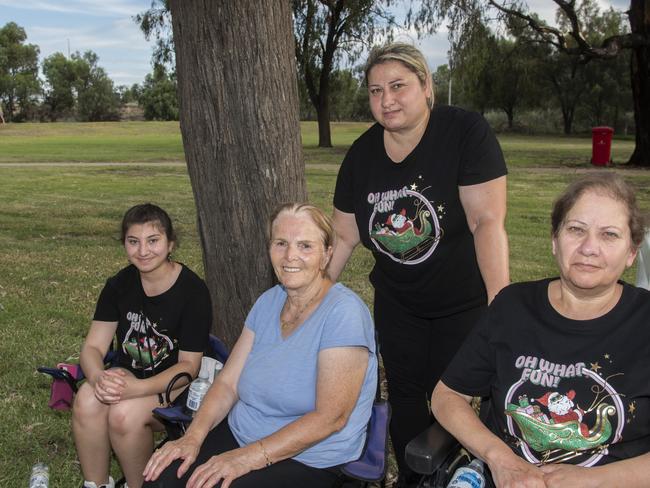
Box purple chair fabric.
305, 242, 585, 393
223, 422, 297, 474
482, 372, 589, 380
340, 399, 391, 482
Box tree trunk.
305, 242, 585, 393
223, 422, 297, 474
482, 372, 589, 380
627, 0, 650, 166
560, 103, 574, 135
316, 93, 332, 148
503, 107, 514, 130
170, 0, 307, 347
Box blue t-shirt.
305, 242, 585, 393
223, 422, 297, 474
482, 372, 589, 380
228, 283, 378, 468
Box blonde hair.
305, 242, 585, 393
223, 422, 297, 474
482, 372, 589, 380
268, 202, 336, 250
364, 42, 434, 109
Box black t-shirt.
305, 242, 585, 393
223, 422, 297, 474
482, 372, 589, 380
334, 106, 507, 317
93, 264, 212, 376
443, 279, 650, 466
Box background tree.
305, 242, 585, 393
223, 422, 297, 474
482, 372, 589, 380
432, 64, 451, 106
0, 22, 40, 122
169, 0, 306, 346
545, 50, 586, 134
292, 0, 393, 147
413, 0, 648, 164
72, 51, 120, 122
451, 22, 496, 113
137, 0, 395, 146
42, 52, 77, 121
116, 83, 143, 104
139, 63, 178, 120
574, 7, 633, 131
329, 69, 363, 121
135, 0, 175, 70
489, 39, 543, 129
41, 50, 120, 122
579, 54, 632, 130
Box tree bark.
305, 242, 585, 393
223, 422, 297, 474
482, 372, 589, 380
628, 0, 650, 166
169, 0, 307, 347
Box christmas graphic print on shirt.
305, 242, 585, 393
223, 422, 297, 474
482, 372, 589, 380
121, 309, 174, 372
334, 106, 507, 316
442, 279, 650, 467
93, 264, 211, 376
366, 182, 442, 265
504, 354, 628, 466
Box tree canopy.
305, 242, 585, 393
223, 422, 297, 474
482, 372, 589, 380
42, 50, 120, 122
0, 22, 40, 122
415, 0, 649, 164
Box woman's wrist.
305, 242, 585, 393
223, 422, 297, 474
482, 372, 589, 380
482, 440, 518, 470
257, 440, 273, 467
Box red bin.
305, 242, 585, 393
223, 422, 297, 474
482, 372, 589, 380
591, 126, 613, 166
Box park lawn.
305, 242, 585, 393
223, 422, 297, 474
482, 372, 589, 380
0, 123, 648, 485
0, 121, 185, 163
0, 120, 636, 167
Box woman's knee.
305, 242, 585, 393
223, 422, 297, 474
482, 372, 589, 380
73, 383, 108, 423
107, 397, 157, 436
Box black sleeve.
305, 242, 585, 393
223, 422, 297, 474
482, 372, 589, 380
333, 147, 356, 213
441, 308, 496, 398
93, 279, 120, 322
177, 279, 212, 353
458, 113, 507, 186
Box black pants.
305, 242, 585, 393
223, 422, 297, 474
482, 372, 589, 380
143, 420, 339, 488
374, 292, 486, 479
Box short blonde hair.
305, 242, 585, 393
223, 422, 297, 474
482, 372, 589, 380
268, 202, 336, 250
364, 42, 434, 109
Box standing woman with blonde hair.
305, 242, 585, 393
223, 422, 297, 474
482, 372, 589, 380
330, 42, 509, 486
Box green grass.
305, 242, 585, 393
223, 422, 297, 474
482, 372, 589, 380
0, 121, 636, 168
498, 134, 635, 167
0, 122, 648, 486
0, 122, 185, 163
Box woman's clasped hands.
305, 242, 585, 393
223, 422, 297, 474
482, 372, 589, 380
92, 368, 128, 404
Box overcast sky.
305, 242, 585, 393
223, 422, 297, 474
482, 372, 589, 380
1, 0, 629, 87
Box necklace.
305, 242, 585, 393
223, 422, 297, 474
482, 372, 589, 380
281, 287, 322, 331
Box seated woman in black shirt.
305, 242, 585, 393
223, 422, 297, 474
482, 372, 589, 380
73, 204, 211, 488
432, 174, 650, 487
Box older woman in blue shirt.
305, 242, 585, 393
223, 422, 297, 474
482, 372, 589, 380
143, 203, 377, 488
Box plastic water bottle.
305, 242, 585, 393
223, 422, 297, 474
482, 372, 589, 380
29, 463, 49, 488
214, 360, 223, 379
447, 459, 486, 488
186, 369, 210, 415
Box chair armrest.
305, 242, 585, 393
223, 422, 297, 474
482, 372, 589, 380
208, 334, 229, 363
153, 404, 193, 441
405, 421, 460, 475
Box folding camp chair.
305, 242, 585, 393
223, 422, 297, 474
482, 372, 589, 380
153, 342, 391, 488
37, 350, 119, 411
154, 397, 390, 487
37, 335, 228, 487
37, 335, 228, 412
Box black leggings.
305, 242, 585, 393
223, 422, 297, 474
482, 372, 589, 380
374, 292, 486, 479
143, 420, 339, 488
